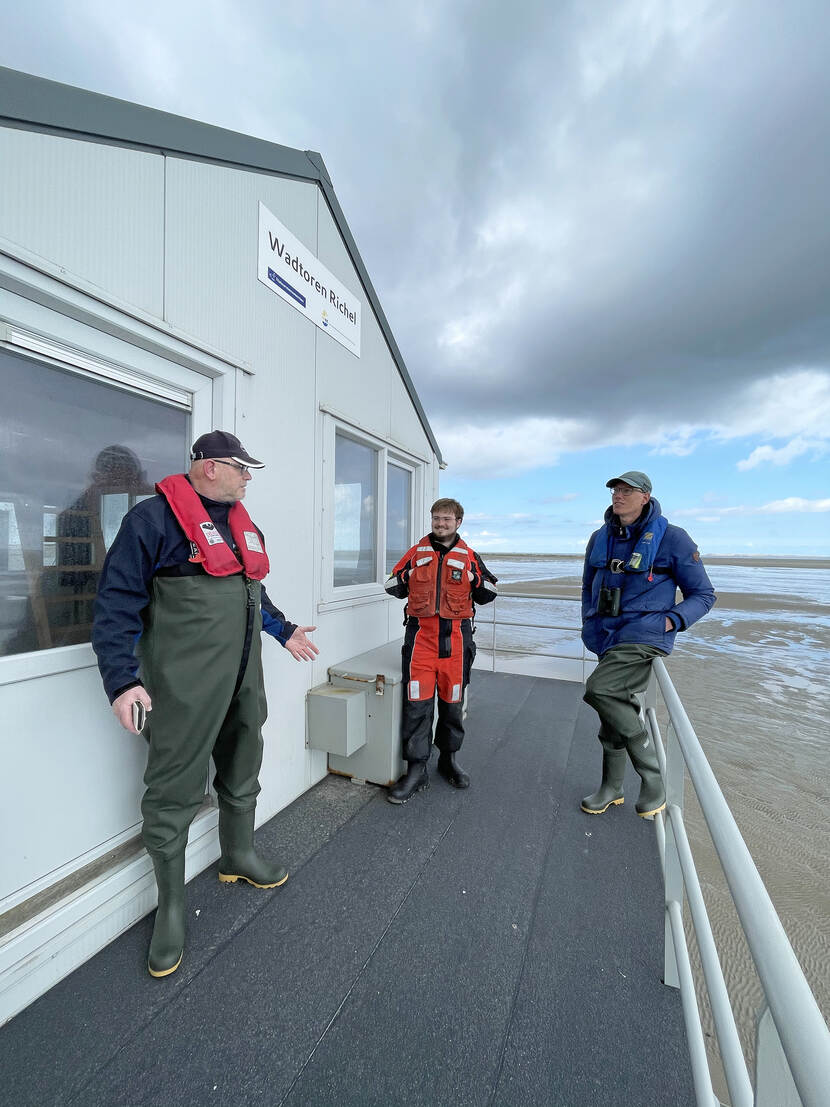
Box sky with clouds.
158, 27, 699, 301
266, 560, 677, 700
2, 0, 829, 554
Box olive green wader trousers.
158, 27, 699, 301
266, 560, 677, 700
138, 575, 267, 861
583, 642, 666, 747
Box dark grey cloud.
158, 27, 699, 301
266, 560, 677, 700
375, 1, 830, 429
3, 0, 830, 449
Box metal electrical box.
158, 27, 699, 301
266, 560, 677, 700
306, 640, 405, 787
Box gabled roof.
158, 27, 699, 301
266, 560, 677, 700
0, 65, 442, 463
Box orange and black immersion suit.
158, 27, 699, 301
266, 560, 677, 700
386, 534, 497, 764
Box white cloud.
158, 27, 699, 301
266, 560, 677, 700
675, 497, 830, 519
762, 497, 830, 514
461, 530, 509, 549
436, 416, 586, 476
715, 370, 830, 442
649, 427, 703, 457
736, 436, 828, 470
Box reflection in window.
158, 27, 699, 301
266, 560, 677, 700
334, 434, 377, 586
386, 463, 412, 573
0, 349, 187, 656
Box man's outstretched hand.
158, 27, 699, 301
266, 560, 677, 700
285, 626, 319, 662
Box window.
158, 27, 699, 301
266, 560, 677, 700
0, 349, 188, 656
334, 433, 377, 586
386, 461, 412, 573
324, 416, 423, 599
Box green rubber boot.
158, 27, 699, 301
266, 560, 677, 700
626, 731, 666, 817
148, 853, 186, 978
218, 807, 288, 889
581, 743, 626, 814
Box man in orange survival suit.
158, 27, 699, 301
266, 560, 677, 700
384, 498, 498, 803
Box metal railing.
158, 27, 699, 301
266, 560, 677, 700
646, 659, 830, 1107
482, 591, 830, 1107
475, 591, 595, 682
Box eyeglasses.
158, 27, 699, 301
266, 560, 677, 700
609, 485, 642, 496
212, 459, 250, 475
432, 515, 459, 524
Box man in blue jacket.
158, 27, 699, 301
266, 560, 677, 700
580, 471, 715, 817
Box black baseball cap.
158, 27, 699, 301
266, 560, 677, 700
606, 470, 652, 493
190, 430, 265, 468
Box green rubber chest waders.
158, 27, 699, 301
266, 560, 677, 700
138, 574, 268, 860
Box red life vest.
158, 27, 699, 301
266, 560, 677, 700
394, 534, 475, 619
156, 474, 270, 580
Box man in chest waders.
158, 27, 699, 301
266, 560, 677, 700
93, 431, 318, 977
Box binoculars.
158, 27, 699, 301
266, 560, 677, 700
597, 586, 622, 617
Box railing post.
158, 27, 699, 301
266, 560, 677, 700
647, 669, 683, 992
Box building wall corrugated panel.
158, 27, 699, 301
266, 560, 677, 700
0, 128, 164, 316
390, 377, 436, 461
314, 195, 392, 439
163, 156, 319, 366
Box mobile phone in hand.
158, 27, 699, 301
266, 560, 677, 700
132, 700, 147, 733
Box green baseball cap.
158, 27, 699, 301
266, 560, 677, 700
606, 470, 652, 494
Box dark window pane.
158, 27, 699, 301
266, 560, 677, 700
386, 463, 411, 573
334, 434, 377, 586
0, 349, 188, 656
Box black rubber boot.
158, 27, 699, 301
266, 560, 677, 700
148, 853, 186, 978
436, 751, 470, 789
625, 731, 666, 817
581, 745, 626, 814
218, 807, 288, 888
387, 761, 429, 804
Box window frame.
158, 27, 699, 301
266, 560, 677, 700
319, 413, 425, 609
385, 456, 417, 577
0, 314, 222, 687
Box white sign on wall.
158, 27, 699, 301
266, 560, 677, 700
257, 202, 361, 357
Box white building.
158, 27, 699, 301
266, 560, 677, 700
0, 66, 442, 1022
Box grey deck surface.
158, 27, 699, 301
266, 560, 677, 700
0, 673, 694, 1106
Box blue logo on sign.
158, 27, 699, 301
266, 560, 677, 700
267, 267, 306, 308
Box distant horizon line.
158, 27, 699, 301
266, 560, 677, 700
475, 551, 829, 563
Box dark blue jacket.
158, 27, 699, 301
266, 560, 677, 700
92, 489, 296, 702
581, 498, 715, 658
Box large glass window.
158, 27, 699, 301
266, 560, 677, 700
0, 349, 188, 656
386, 462, 412, 573
334, 433, 377, 586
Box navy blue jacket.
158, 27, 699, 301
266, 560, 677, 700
92, 489, 296, 702
581, 498, 715, 659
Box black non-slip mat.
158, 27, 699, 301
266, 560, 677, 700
0, 674, 693, 1107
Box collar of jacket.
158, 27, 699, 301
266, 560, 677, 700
429, 532, 461, 553
590, 499, 667, 573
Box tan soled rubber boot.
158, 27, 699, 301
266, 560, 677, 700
581, 744, 626, 814
626, 731, 666, 817
148, 852, 186, 978
218, 806, 288, 888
